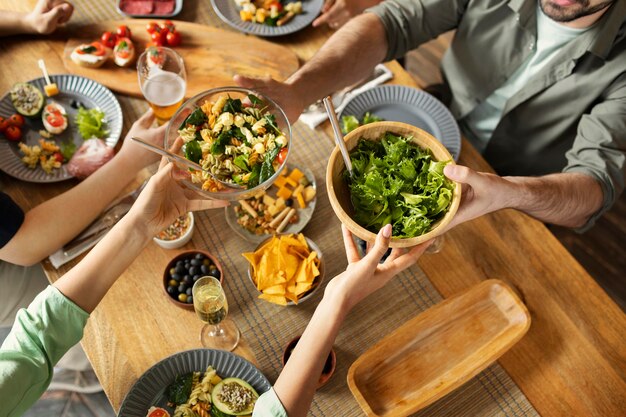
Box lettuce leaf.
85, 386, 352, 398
347, 134, 454, 238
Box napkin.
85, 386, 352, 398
298, 64, 393, 130
48, 230, 107, 269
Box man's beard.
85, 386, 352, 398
540, 0, 615, 23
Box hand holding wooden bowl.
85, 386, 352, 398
326, 121, 461, 248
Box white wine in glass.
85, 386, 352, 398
192, 277, 240, 351
137, 47, 186, 125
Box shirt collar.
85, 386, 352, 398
508, 0, 626, 60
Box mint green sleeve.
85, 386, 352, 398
252, 388, 288, 417
0, 286, 89, 417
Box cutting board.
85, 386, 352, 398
62, 20, 300, 98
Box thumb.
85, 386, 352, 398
364, 224, 392, 265
444, 164, 478, 185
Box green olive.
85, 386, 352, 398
178, 293, 188, 303
169, 279, 178, 287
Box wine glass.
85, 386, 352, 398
192, 277, 240, 351
137, 47, 186, 125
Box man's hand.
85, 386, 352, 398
325, 224, 431, 310
117, 110, 168, 173
313, 0, 381, 29
24, 0, 73, 35
233, 75, 305, 124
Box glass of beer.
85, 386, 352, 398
137, 47, 186, 125
192, 276, 240, 351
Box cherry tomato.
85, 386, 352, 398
276, 147, 288, 164
150, 31, 164, 46
158, 27, 169, 45
9, 114, 25, 127
166, 30, 182, 47
100, 31, 117, 49
147, 408, 169, 417
116, 25, 131, 38
4, 125, 21, 141
162, 20, 175, 31
0, 117, 9, 132
46, 112, 65, 128
53, 152, 64, 163
146, 22, 159, 34
269, 1, 284, 11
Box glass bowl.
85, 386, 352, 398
164, 86, 292, 201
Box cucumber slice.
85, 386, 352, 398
211, 378, 259, 416
10, 83, 44, 117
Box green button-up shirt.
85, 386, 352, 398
368, 0, 626, 228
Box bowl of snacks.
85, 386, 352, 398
153, 212, 194, 249
326, 121, 461, 248
243, 233, 324, 306
163, 250, 224, 309
282, 335, 336, 389
165, 86, 291, 201
225, 164, 317, 243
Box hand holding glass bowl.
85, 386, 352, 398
164, 87, 292, 201
137, 47, 187, 125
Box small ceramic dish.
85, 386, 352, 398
282, 335, 336, 389
116, 0, 183, 18
153, 212, 194, 250
162, 249, 224, 310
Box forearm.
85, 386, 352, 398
0, 153, 143, 265
273, 293, 347, 417
506, 172, 604, 228
0, 11, 33, 36
53, 211, 149, 313
288, 13, 387, 107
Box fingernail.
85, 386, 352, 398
444, 164, 456, 176
382, 224, 392, 238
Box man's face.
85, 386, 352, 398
540, 0, 615, 22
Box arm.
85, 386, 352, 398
0, 111, 166, 266
0, 162, 227, 417
312, 0, 383, 29
443, 166, 604, 229
254, 225, 430, 417
0, 0, 73, 36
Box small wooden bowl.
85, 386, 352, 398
162, 249, 224, 310
326, 121, 461, 248
282, 335, 336, 389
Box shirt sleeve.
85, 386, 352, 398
0, 286, 90, 417
366, 0, 469, 62
562, 73, 626, 232
0, 192, 24, 248
252, 388, 288, 417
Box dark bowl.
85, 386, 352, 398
162, 249, 224, 310
282, 335, 336, 389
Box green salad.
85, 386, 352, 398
75, 107, 108, 139
347, 133, 455, 238
341, 112, 384, 134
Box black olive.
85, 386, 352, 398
189, 266, 199, 276
178, 283, 188, 293
195, 253, 204, 260
183, 276, 194, 285
208, 268, 221, 279
190, 259, 201, 266
175, 264, 186, 275
176, 260, 184, 267
167, 285, 177, 295
200, 264, 209, 274
186, 296, 193, 304
192, 275, 201, 283
172, 273, 182, 281
186, 288, 193, 296
285, 198, 294, 207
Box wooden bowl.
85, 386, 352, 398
326, 121, 461, 248
282, 335, 336, 389
162, 249, 224, 310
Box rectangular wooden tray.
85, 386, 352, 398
347, 279, 530, 417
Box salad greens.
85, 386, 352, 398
75, 107, 108, 139
341, 112, 384, 134
166, 373, 193, 405
347, 133, 454, 238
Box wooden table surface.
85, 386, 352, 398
1, 11, 625, 417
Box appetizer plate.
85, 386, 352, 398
116, 0, 183, 18
118, 348, 271, 417
339, 85, 461, 161
225, 165, 317, 243
211, 0, 324, 37
347, 280, 530, 417
0, 75, 122, 183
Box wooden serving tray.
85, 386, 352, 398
347, 279, 531, 417
61, 20, 300, 98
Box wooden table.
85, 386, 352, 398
1, 9, 625, 417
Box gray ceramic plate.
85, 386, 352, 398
339, 85, 461, 161
0, 75, 122, 183
225, 165, 317, 243
118, 349, 271, 417
211, 0, 323, 37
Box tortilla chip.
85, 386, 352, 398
259, 293, 288, 306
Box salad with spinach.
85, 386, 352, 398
347, 133, 454, 238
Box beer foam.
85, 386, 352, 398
142, 69, 186, 107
